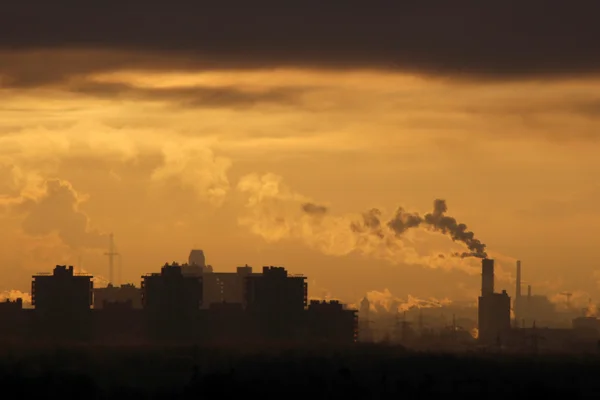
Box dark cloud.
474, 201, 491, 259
66, 81, 306, 109
14, 179, 107, 249
301, 202, 328, 216
460, 97, 600, 120
1, 1, 599, 83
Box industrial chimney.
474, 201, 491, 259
481, 259, 494, 297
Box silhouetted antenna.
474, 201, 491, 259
104, 233, 119, 286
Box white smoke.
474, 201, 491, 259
0, 290, 32, 307
361, 288, 452, 314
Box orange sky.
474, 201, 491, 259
2, 53, 600, 307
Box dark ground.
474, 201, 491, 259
0, 344, 599, 399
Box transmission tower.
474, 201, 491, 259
104, 233, 119, 286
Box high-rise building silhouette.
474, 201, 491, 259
244, 266, 307, 340
32, 265, 93, 313
0, 254, 359, 346
141, 262, 203, 341
31, 265, 94, 341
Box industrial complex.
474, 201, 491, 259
358, 258, 600, 353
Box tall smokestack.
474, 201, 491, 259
481, 258, 494, 296
516, 260, 521, 299
527, 285, 532, 299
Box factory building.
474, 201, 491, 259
572, 316, 600, 343
477, 259, 511, 345
513, 261, 559, 327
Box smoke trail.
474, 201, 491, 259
384, 199, 488, 258
237, 173, 488, 273
350, 208, 385, 238
423, 199, 488, 259
386, 207, 422, 236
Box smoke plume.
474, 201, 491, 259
350, 208, 385, 238
386, 207, 423, 236
237, 173, 489, 274
349, 199, 488, 259
423, 199, 488, 259
385, 199, 488, 258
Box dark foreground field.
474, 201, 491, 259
1, 344, 599, 398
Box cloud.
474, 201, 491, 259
0, 121, 233, 205
64, 80, 307, 110
12, 179, 107, 249
1, 2, 599, 82
150, 139, 232, 207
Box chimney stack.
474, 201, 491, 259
527, 285, 532, 299
516, 260, 521, 299
481, 259, 494, 296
